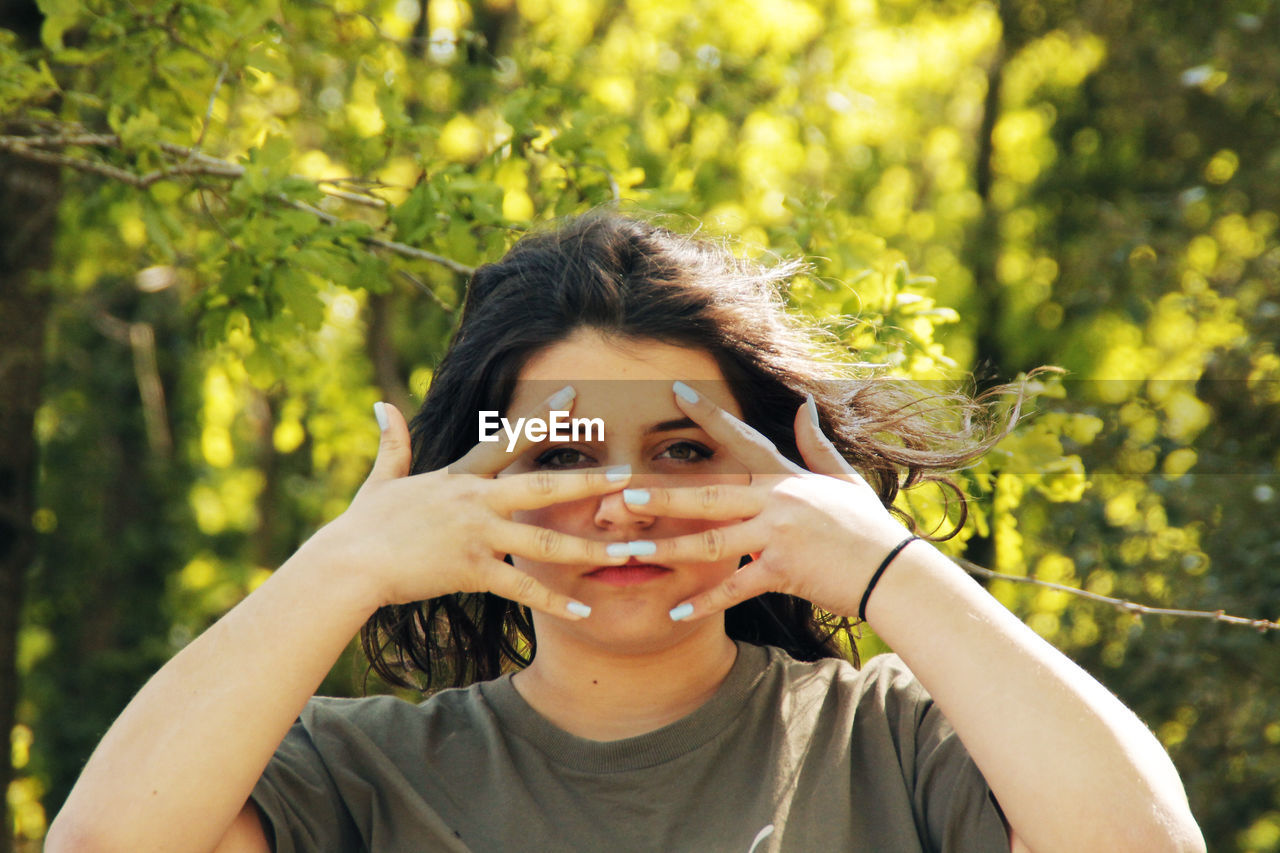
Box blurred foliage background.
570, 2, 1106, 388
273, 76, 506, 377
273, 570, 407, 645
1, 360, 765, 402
2, 0, 1278, 849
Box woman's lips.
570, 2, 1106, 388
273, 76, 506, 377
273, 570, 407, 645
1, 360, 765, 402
585, 560, 673, 586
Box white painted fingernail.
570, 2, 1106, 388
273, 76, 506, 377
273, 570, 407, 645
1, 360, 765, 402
374, 401, 389, 432
623, 488, 650, 505
607, 540, 657, 558
549, 385, 576, 410
806, 393, 820, 431
566, 600, 592, 618
672, 381, 699, 404
606, 464, 632, 482
669, 602, 694, 621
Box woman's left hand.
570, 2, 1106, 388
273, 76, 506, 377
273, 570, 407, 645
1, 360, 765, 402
637, 383, 921, 622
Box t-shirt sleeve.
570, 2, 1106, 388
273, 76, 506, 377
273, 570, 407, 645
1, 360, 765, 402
250, 706, 364, 853
854, 654, 1006, 853
911, 689, 1011, 853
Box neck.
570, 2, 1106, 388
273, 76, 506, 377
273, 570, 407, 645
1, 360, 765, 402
511, 626, 739, 741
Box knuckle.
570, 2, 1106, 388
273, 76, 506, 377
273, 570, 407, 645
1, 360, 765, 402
535, 526, 563, 559
701, 527, 726, 560
698, 484, 720, 510
772, 512, 799, 536
736, 421, 772, 448
531, 469, 556, 497
458, 478, 487, 503
380, 433, 408, 455
510, 571, 539, 602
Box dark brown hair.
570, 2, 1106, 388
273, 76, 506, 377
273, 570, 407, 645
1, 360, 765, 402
361, 212, 1024, 691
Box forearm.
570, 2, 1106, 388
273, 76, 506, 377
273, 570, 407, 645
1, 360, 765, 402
47, 529, 378, 853
868, 542, 1204, 853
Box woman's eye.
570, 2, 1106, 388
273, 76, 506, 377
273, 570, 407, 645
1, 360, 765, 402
658, 441, 714, 463
534, 447, 592, 469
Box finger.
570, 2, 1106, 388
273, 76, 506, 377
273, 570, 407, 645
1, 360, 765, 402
669, 558, 778, 621
620, 482, 765, 520
794, 394, 875, 490
454, 384, 577, 476
488, 464, 633, 515
364, 402, 412, 485
645, 517, 766, 566
671, 381, 797, 476
488, 519, 631, 566
474, 558, 594, 621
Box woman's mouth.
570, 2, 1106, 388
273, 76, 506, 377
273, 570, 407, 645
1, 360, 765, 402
584, 559, 674, 586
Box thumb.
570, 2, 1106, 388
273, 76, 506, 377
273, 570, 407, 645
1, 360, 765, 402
367, 401, 412, 483
794, 393, 849, 477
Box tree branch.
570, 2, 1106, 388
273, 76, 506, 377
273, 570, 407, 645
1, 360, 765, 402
0, 131, 472, 276
955, 556, 1280, 633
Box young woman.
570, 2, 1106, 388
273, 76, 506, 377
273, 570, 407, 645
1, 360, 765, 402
48, 214, 1204, 852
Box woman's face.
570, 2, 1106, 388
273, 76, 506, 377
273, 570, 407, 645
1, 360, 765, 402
498, 328, 752, 652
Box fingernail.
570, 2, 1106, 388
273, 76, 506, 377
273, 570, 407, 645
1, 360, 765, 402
806, 393, 820, 431
672, 381, 699, 404
549, 385, 576, 410
607, 540, 656, 558
606, 464, 632, 482
669, 602, 694, 621
566, 600, 592, 618
623, 488, 650, 505
374, 401, 389, 432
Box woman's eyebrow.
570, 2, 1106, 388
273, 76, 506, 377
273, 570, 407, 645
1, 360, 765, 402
643, 417, 699, 435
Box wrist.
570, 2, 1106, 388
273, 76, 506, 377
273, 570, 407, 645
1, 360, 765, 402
857, 535, 922, 623
284, 522, 388, 618
860, 541, 992, 641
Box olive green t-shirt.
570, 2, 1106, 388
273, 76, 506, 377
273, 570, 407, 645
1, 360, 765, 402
250, 642, 1010, 852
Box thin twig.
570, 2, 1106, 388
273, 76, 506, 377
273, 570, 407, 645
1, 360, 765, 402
397, 268, 456, 313
197, 186, 242, 251
3, 134, 390, 209
0, 131, 472, 275
163, 26, 219, 66
284, 196, 474, 275
956, 557, 1280, 633
317, 182, 388, 209
191, 62, 229, 154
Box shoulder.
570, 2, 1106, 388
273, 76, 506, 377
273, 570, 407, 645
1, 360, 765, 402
300, 685, 480, 722
745, 646, 934, 754
293, 683, 497, 756
762, 646, 929, 715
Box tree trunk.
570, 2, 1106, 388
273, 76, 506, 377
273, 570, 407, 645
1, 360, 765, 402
0, 150, 59, 853
960, 29, 1008, 578
968, 38, 1008, 383
1, 1, 60, 843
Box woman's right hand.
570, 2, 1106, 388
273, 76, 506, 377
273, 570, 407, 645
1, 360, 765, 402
310, 386, 629, 620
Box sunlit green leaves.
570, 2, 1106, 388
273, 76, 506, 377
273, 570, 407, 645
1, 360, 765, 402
8, 0, 1279, 846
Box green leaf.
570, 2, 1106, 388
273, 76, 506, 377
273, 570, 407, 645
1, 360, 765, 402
390, 181, 437, 246
117, 109, 162, 151
220, 251, 254, 297
274, 267, 325, 330
36, 0, 80, 50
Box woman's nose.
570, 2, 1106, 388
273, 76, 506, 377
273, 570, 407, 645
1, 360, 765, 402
593, 488, 655, 530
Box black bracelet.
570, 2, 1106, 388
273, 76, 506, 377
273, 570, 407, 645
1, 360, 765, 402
858, 536, 921, 623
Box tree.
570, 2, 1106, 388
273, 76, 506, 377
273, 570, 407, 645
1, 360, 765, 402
2, 0, 1276, 848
